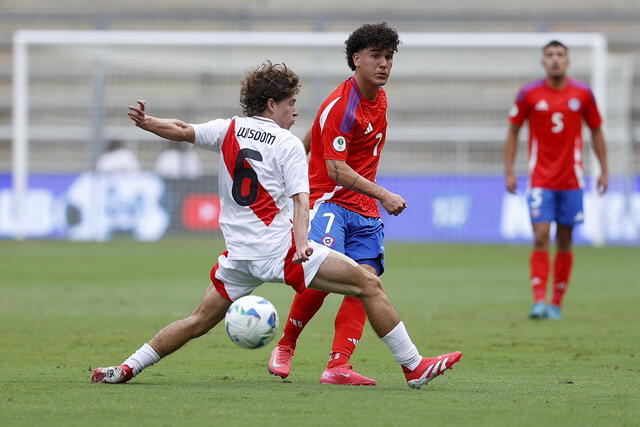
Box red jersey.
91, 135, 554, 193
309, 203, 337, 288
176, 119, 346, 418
308, 77, 388, 217
509, 78, 602, 190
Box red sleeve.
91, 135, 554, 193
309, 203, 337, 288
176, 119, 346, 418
583, 90, 603, 129
319, 99, 351, 161
508, 87, 530, 127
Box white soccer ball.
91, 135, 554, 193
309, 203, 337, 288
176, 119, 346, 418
224, 295, 279, 349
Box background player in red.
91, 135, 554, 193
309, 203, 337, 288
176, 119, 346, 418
268, 23, 407, 385
90, 62, 462, 389
504, 40, 608, 319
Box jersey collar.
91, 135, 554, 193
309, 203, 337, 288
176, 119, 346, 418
252, 116, 277, 124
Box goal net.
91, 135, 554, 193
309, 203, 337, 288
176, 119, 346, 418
7, 30, 636, 244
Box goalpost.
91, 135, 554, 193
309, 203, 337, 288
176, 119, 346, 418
11, 30, 610, 243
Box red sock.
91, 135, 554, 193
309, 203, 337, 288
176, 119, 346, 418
552, 252, 573, 307
277, 288, 329, 349
530, 250, 549, 303
327, 296, 367, 369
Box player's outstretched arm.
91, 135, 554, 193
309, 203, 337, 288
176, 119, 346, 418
504, 123, 521, 194
591, 127, 608, 194
291, 192, 313, 263
128, 100, 195, 143
325, 159, 406, 216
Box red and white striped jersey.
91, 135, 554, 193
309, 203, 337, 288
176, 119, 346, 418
193, 116, 308, 260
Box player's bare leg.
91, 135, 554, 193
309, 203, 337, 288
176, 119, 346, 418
148, 284, 231, 357
91, 284, 232, 383
309, 251, 462, 388
309, 251, 398, 336
529, 222, 552, 318
548, 224, 574, 319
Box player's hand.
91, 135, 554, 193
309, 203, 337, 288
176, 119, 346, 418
505, 173, 517, 194
381, 191, 407, 216
293, 245, 313, 264
128, 100, 147, 127
597, 174, 608, 194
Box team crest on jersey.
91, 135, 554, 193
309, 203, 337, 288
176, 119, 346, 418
509, 104, 518, 117
568, 98, 581, 111
322, 234, 336, 247
333, 136, 347, 152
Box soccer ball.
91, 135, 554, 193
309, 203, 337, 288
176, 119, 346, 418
224, 295, 279, 349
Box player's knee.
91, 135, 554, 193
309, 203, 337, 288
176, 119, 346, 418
533, 233, 549, 249
359, 271, 383, 298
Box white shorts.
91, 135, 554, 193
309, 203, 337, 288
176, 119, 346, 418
209, 240, 330, 301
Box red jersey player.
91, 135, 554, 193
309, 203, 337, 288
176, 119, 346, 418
268, 23, 407, 385
90, 62, 462, 389
504, 40, 608, 320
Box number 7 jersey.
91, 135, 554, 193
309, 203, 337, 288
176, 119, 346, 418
509, 78, 602, 190
192, 116, 308, 260
308, 77, 388, 218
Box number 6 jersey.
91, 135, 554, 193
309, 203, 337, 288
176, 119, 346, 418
509, 78, 602, 190
192, 116, 308, 260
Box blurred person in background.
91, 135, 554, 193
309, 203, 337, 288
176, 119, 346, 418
504, 40, 608, 320
95, 139, 141, 173
154, 141, 202, 179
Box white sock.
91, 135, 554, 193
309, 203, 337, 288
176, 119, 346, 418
381, 321, 423, 371
123, 343, 160, 376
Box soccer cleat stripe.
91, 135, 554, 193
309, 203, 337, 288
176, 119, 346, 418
221, 119, 279, 226
426, 362, 438, 378
441, 357, 449, 371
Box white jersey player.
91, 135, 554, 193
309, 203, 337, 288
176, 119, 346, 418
194, 116, 308, 260
91, 62, 461, 389
192, 115, 330, 299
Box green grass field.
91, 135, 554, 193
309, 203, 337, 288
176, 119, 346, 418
1, 238, 639, 426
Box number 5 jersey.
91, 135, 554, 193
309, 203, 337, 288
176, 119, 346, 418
192, 116, 308, 260
509, 78, 602, 190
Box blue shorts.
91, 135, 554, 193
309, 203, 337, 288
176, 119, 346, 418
309, 202, 385, 275
527, 188, 584, 225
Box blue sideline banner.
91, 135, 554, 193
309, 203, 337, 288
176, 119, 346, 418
377, 175, 640, 245
0, 173, 638, 245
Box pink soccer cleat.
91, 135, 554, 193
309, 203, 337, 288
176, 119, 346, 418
320, 364, 376, 386
268, 344, 295, 379
91, 364, 134, 384
403, 351, 462, 389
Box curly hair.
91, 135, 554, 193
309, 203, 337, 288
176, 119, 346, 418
240, 61, 300, 117
345, 22, 400, 71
